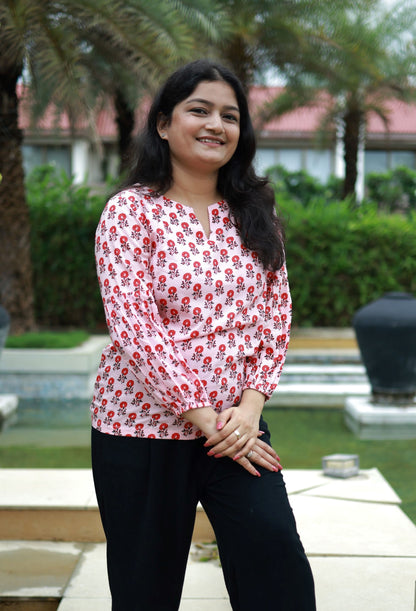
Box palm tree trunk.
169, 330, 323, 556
222, 35, 256, 94
342, 105, 362, 199
114, 88, 135, 176
0, 63, 36, 333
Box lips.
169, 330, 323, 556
197, 137, 225, 145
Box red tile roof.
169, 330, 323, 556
18, 84, 416, 139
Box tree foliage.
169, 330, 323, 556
0, 0, 225, 332
259, 0, 416, 199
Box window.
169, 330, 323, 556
364, 150, 415, 174
255, 147, 332, 182
391, 151, 415, 169
278, 149, 303, 173
305, 150, 332, 183
255, 149, 276, 175
23, 144, 71, 177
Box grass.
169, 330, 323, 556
264, 408, 416, 525
5, 329, 90, 349
0, 445, 92, 468
0, 409, 415, 524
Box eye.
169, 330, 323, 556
223, 113, 239, 123
190, 107, 208, 115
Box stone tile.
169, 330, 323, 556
290, 495, 416, 557
0, 469, 94, 509
310, 556, 416, 611
179, 601, 232, 610
0, 540, 82, 597
182, 555, 228, 599
301, 468, 401, 504
282, 469, 329, 494
58, 599, 111, 611
61, 544, 110, 599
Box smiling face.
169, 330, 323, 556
157, 80, 240, 178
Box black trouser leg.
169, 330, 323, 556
91, 428, 199, 611
200, 456, 316, 611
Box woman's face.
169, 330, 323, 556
157, 80, 240, 176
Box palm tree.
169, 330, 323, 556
259, 0, 416, 199
0, 0, 223, 333
69, 0, 225, 172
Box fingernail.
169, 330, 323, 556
214, 453, 222, 458
207, 450, 214, 456
203, 442, 209, 447
216, 422, 224, 430
258, 431, 265, 436
255, 470, 261, 477
233, 454, 241, 461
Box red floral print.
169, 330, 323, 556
90, 186, 291, 439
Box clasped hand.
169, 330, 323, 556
203, 405, 282, 477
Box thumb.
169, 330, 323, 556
216, 408, 233, 431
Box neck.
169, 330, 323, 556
168, 165, 220, 206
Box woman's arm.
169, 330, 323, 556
96, 190, 212, 416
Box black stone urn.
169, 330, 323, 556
0, 306, 10, 356
353, 292, 416, 404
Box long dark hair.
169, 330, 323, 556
124, 59, 285, 271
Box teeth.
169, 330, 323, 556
198, 138, 223, 144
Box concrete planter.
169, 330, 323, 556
0, 336, 108, 399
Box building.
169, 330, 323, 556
19, 86, 416, 191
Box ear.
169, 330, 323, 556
157, 113, 169, 140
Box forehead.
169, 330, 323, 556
182, 80, 239, 109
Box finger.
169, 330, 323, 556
250, 447, 282, 472
208, 432, 249, 457
235, 456, 261, 477
215, 408, 233, 432
204, 421, 237, 447
251, 451, 282, 472
255, 439, 280, 461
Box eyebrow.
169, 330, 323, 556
185, 98, 240, 113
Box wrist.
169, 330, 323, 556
182, 406, 217, 437
240, 389, 265, 414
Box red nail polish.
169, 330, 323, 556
207, 450, 214, 456
233, 454, 241, 461
214, 453, 222, 458
217, 422, 224, 430
255, 470, 261, 477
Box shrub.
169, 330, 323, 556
267, 164, 344, 204
279, 196, 416, 326
365, 165, 416, 213
27, 166, 107, 330
26, 165, 416, 330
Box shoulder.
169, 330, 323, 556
106, 184, 153, 209
100, 184, 160, 222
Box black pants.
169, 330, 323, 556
91, 425, 316, 611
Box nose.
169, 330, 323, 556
205, 111, 224, 132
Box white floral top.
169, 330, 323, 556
90, 185, 291, 439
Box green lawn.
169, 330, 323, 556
0, 409, 415, 524
5, 329, 90, 349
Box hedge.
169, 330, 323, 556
26, 166, 416, 329
27, 166, 107, 330
279, 196, 416, 326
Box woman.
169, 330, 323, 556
91, 59, 316, 610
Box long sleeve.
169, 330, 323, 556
242, 263, 292, 398
96, 191, 212, 416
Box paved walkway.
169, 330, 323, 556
1, 467, 416, 610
